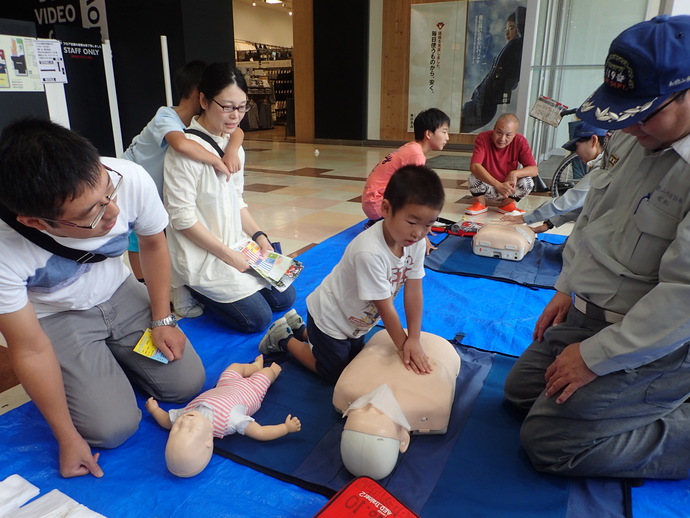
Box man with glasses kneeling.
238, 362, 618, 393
0, 118, 205, 478
505, 15, 690, 482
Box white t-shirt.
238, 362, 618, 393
164, 117, 267, 302
307, 222, 426, 339
0, 157, 168, 318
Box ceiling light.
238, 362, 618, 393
264, 0, 283, 4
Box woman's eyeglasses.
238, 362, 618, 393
212, 99, 252, 113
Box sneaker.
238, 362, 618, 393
171, 286, 204, 318
258, 317, 293, 354
284, 309, 306, 341
464, 202, 488, 215
284, 309, 305, 332
497, 202, 525, 214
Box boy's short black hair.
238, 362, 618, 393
174, 60, 207, 100
413, 108, 451, 141
0, 118, 102, 219
383, 165, 445, 214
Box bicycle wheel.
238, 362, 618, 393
551, 153, 586, 197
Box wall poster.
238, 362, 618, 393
460, 0, 527, 134
408, 0, 527, 135
408, 1, 467, 134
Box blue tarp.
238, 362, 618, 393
425, 233, 565, 289
0, 222, 685, 517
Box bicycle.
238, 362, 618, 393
549, 108, 589, 197
529, 98, 590, 198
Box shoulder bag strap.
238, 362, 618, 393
0, 204, 107, 264
184, 128, 225, 158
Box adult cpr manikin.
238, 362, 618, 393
333, 330, 461, 479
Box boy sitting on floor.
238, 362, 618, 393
259, 165, 446, 382
361, 108, 449, 228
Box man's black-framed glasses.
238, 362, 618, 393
212, 98, 251, 113
42, 166, 123, 229
638, 92, 683, 126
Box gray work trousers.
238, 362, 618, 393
504, 307, 690, 479
39, 275, 205, 448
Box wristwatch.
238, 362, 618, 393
544, 219, 555, 230
150, 313, 178, 328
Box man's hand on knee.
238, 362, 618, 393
533, 291, 571, 341
544, 342, 597, 404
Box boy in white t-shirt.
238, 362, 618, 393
259, 165, 445, 382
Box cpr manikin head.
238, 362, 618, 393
341, 405, 410, 480
165, 410, 214, 478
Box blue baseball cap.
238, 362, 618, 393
562, 122, 609, 152
577, 15, 690, 129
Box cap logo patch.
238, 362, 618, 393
604, 54, 635, 91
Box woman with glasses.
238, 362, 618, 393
163, 62, 296, 334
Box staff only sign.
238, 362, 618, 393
31, 0, 109, 40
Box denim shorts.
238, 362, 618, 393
308, 311, 365, 383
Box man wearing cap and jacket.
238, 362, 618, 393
505, 15, 690, 481
500, 121, 609, 232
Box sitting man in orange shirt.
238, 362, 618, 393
465, 113, 538, 215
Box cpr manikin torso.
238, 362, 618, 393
472, 221, 536, 261
333, 330, 461, 479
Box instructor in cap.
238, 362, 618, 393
504, 15, 690, 480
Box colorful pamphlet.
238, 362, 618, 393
133, 328, 169, 364
232, 238, 303, 292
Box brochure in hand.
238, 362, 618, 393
232, 238, 303, 292
133, 328, 169, 364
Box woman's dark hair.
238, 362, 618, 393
198, 62, 248, 101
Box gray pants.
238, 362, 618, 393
39, 275, 205, 449
504, 307, 690, 479
468, 173, 534, 201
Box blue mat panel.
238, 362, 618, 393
425, 233, 565, 289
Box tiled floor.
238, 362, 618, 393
0, 137, 571, 415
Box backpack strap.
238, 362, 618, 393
184, 128, 225, 158
0, 204, 108, 264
